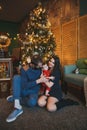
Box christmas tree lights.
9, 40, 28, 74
17, 2, 56, 64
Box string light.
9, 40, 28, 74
17, 2, 56, 64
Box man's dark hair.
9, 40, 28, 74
31, 55, 42, 69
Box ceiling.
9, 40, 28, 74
0, 0, 42, 23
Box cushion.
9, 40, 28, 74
84, 59, 87, 65
76, 58, 87, 69
79, 69, 87, 75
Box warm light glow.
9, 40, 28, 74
17, 2, 56, 64
0, 6, 2, 10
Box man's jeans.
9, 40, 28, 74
12, 75, 38, 107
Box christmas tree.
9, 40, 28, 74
18, 2, 56, 65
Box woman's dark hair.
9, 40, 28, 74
30, 55, 42, 69
51, 55, 61, 79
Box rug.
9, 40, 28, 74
56, 98, 79, 110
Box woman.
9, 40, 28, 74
38, 55, 63, 112
6, 55, 48, 123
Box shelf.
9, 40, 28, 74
0, 78, 11, 81
0, 58, 13, 98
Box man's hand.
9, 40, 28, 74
36, 74, 49, 84
22, 64, 29, 71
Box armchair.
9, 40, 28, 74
63, 58, 87, 104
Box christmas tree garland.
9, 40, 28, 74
17, 2, 56, 64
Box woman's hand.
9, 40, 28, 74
36, 74, 49, 84
46, 76, 55, 80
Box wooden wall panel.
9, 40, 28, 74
52, 26, 62, 62
78, 15, 87, 58
62, 19, 78, 66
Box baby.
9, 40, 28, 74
41, 63, 54, 96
